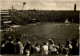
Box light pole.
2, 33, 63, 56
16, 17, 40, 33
22, 2, 26, 10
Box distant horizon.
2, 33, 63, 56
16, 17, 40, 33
1, 7, 80, 11
0, 9, 80, 11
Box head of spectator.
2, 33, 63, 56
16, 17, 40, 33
8, 36, 13, 40
1, 40, 6, 47
1, 40, 5, 45
26, 41, 31, 45
71, 39, 77, 47
16, 38, 20, 43
35, 43, 39, 47
43, 42, 47, 46
48, 39, 54, 45
58, 43, 61, 48
66, 40, 70, 45
8, 37, 12, 39
9, 39, 14, 43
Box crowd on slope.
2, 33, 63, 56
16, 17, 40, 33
9, 10, 78, 25
1, 37, 79, 56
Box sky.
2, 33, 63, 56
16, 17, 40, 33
0, 0, 80, 10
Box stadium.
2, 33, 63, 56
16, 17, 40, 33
0, 0, 79, 56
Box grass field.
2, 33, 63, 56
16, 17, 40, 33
10, 22, 79, 45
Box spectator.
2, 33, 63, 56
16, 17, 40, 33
65, 41, 72, 49
71, 39, 79, 55
39, 44, 43, 54
0, 33, 79, 56
57, 43, 63, 54
30, 45, 35, 54
35, 43, 40, 53
16, 38, 24, 54
41, 42, 49, 55
65, 40, 72, 54
1, 40, 6, 54
5, 39, 15, 54
24, 41, 31, 56
48, 39, 58, 55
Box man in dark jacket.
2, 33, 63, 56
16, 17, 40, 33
24, 41, 32, 56
1, 40, 6, 54
5, 39, 15, 54
15, 38, 24, 54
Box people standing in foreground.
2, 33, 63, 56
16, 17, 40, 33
24, 41, 31, 56
48, 39, 58, 55
41, 42, 49, 55
5, 39, 15, 54
16, 38, 24, 54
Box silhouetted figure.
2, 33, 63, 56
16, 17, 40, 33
35, 43, 40, 53
41, 42, 49, 55
48, 39, 58, 55
15, 38, 24, 54
5, 39, 15, 54
39, 44, 43, 54
24, 41, 31, 56
65, 40, 72, 54
57, 43, 63, 54
15, 42, 19, 54
1, 40, 6, 54
32, 43, 40, 55
30, 45, 35, 54
71, 39, 79, 55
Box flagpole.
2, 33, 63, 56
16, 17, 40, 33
22, 2, 26, 10
22, 5, 24, 10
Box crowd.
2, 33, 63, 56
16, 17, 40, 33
1, 10, 79, 29
9, 10, 79, 25
1, 37, 79, 56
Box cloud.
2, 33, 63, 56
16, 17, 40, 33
17, 3, 22, 5
66, 4, 74, 6
43, 2, 57, 6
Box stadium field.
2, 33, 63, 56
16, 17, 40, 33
11, 23, 79, 45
